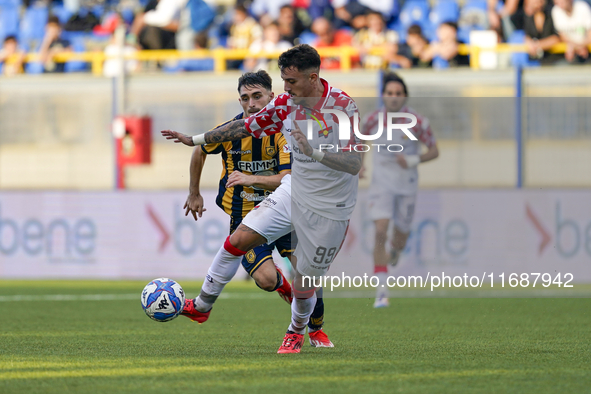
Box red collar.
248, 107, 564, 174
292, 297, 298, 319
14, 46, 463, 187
313, 78, 330, 110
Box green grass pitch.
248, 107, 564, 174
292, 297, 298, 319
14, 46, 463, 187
0, 280, 590, 394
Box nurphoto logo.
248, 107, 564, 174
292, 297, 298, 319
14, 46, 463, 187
307, 109, 418, 152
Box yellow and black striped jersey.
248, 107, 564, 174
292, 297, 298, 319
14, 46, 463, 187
201, 113, 292, 220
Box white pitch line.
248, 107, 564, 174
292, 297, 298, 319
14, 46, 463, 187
1, 289, 590, 303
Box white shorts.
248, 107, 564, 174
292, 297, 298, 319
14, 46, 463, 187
292, 200, 349, 278
367, 192, 416, 233
241, 176, 292, 244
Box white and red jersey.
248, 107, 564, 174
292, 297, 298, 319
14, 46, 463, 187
362, 105, 436, 195
245, 78, 359, 220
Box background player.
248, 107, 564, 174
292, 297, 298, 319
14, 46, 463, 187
361, 72, 439, 308
162, 45, 361, 353
183, 70, 332, 345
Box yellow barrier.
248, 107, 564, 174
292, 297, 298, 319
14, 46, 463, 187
2, 43, 586, 76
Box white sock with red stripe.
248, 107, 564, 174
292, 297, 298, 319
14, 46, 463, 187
375, 266, 389, 299
288, 292, 317, 334
194, 236, 246, 312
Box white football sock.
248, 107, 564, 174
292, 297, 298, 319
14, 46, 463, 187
194, 244, 243, 312
288, 292, 317, 334
375, 271, 389, 299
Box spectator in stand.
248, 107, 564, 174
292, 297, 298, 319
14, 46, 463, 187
227, 4, 262, 69
333, 0, 396, 29
307, 0, 334, 20
39, 16, 72, 73
333, 0, 370, 30
524, 0, 561, 64
421, 22, 469, 67
488, 0, 526, 39
131, 0, 179, 50
228, 5, 263, 50
250, 0, 292, 25
277, 5, 306, 45
0, 35, 26, 76
552, 0, 591, 62
244, 22, 292, 71
353, 11, 397, 68
311, 16, 357, 69
384, 24, 431, 68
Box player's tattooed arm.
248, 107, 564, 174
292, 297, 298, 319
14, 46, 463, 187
204, 119, 249, 143
316, 151, 362, 176
161, 119, 249, 146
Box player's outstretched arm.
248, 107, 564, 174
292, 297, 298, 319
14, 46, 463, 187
161, 119, 250, 146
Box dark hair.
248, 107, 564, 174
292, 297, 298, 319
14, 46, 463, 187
234, 4, 247, 14
278, 44, 321, 73
47, 15, 61, 25
194, 31, 209, 49
238, 70, 273, 93
407, 24, 423, 36
367, 11, 384, 20
382, 72, 408, 96
3, 35, 17, 43
441, 21, 458, 31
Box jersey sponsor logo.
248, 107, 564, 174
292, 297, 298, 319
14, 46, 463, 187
260, 197, 277, 208
240, 191, 268, 202
228, 150, 252, 155
237, 159, 278, 173
283, 145, 291, 153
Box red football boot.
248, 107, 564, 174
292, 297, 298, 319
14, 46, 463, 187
277, 331, 304, 354
180, 299, 211, 323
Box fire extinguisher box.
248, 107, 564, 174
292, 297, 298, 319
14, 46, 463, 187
115, 116, 152, 165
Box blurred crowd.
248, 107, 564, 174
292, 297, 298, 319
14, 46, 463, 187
1, 0, 590, 76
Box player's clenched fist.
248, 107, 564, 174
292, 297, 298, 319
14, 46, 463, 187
161, 130, 195, 146
226, 171, 254, 188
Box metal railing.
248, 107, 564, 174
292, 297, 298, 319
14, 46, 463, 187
2, 43, 587, 75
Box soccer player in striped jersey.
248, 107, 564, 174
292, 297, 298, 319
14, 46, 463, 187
182, 70, 332, 345
361, 72, 439, 308
162, 45, 361, 353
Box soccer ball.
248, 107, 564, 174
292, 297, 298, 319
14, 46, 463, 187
141, 278, 185, 322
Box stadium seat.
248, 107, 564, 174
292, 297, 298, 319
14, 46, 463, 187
458, 26, 472, 43
298, 31, 317, 45
430, 0, 459, 27
19, 5, 49, 46
163, 58, 215, 72
0, 4, 19, 41
392, 0, 431, 42
61, 31, 90, 72
507, 30, 540, 68
0, 0, 20, 7
432, 56, 450, 69
24, 61, 44, 74
51, 4, 74, 25
459, 0, 488, 31
398, 0, 430, 30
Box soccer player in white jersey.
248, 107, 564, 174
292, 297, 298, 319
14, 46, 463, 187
361, 72, 439, 308
162, 44, 361, 353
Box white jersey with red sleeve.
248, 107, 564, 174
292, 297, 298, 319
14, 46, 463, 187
245, 78, 360, 221
362, 105, 436, 195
